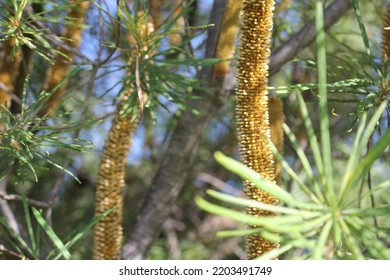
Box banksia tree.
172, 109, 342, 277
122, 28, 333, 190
235, 0, 278, 259
93, 10, 154, 260
39, 1, 90, 116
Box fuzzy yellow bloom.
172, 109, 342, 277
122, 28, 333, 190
93, 12, 153, 260
0, 38, 21, 108
235, 0, 278, 259
93, 95, 141, 260
40, 1, 90, 116
214, 0, 243, 78
382, 4, 390, 63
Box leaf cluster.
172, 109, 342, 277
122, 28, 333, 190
0, 74, 94, 182
105, 0, 221, 119
0, 195, 112, 259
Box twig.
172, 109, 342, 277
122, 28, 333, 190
0, 244, 28, 259
197, 172, 242, 197
0, 193, 49, 208
162, 218, 181, 260
269, 0, 352, 75
0, 173, 20, 235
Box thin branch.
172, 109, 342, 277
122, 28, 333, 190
0, 244, 27, 259
269, 0, 352, 75
0, 193, 49, 208
0, 173, 20, 235
162, 218, 181, 260
197, 172, 242, 197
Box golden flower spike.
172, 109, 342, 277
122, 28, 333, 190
93, 11, 154, 260
0, 38, 21, 109
214, 0, 243, 78
92, 92, 143, 260
235, 0, 278, 259
40, 1, 90, 116
382, 4, 390, 63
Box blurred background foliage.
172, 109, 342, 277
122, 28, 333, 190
0, 0, 389, 259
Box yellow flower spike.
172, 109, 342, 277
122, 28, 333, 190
382, 4, 390, 63
93, 94, 142, 260
0, 38, 21, 109
214, 0, 243, 78
168, 0, 185, 46
40, 1, 90, 116
93, 12, 154, 260
235, 0, 278, 259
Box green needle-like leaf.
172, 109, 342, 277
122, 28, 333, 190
32, 208, 72, 260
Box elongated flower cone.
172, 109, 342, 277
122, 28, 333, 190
213, 0, 242, 78
93, 13, 154, 260
40, 1, 90, 116
235, 0, 278, 259
382, 4, 390, 63
0, 38, 21, 109
93, 93, 142, 260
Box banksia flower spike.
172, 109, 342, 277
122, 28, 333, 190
40, 1, 90, 116
93, 12, 154, 260
235, 0, 278, 259
0, 38, 21, 109
382, 4, 390, 63
93, 93, 143, 260
213, 0, 243, 78
168, 0, 185, 46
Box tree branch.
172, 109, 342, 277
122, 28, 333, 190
0, 193, 49, 208
269, 0, 352, 75
121, 0, 353, 260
